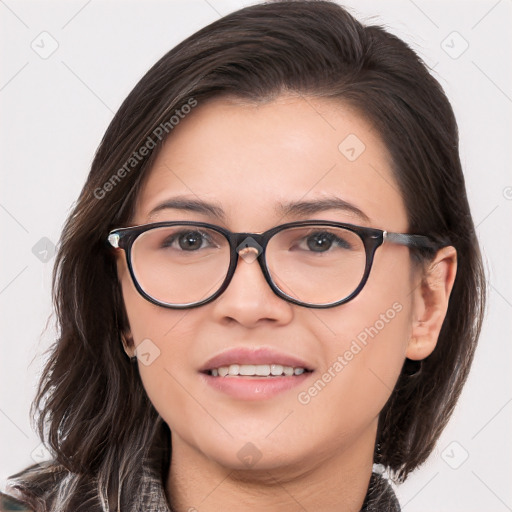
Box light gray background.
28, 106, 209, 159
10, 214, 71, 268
1, 0, 511, 510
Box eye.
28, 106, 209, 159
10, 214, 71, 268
305, 231, 352, 252
162, 230, 212, 251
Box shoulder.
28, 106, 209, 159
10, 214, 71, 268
1, 490, 33, 511
4, 458, 168, 512
363, 471, 401, 512
4, 461, 79, 512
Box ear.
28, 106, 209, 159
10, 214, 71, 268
113, 247, 129, 282
121, 329, 135, 358
114, 255, 135, 358
407, 246, 457, 360
111, 248, 135, 358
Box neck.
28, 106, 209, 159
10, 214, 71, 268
165, 425, 376, 512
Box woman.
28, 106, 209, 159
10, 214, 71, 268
5, 1, 485, 510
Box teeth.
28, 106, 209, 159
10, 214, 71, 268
228, 364, 240, 375
255, 365, 270, 376
270, 364, 283, 376
209, 363, 308, 377
239, 364, 256, 375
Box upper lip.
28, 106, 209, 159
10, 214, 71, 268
200, 347, 314, 372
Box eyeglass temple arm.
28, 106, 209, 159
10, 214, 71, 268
384, 231, 440, 251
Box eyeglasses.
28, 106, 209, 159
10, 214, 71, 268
107, 220, 439, 309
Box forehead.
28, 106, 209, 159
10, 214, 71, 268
134, 95, 408, 232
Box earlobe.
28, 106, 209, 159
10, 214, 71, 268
121, 330, 135, 359
407, 246, 457, 361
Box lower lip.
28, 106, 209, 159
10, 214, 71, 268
200, 372, 313, 400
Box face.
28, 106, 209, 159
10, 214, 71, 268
116, 94, 423, 476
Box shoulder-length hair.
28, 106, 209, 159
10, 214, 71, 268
10, 1, 485, 510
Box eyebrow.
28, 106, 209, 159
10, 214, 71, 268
148, 197, 227, 222
147, 195, 370, 224
277, 197, 370, 223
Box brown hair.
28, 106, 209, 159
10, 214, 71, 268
9, 1, 485, 509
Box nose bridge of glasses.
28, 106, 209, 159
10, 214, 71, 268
235, 234, 264, 264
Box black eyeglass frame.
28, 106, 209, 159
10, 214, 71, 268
107, 220, 441, 310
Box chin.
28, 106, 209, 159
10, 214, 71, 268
209, 449, 308, 476
193, 432, 315, 474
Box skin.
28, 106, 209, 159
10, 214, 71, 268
115, 94, 457, 512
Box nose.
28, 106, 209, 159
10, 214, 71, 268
210, 244, 294, 327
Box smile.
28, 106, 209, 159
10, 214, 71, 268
207, 363, 310, 377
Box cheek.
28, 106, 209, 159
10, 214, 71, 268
118, 271, 191, 399
297, 255, 414, 433
302, 304, 410, 415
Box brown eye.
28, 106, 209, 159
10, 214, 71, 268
305, 232, 352, 252
160, 230, 211, 251
178, 231, 205, 250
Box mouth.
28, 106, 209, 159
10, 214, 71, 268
199, 347, 314, 400
204, 364, 313, 378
